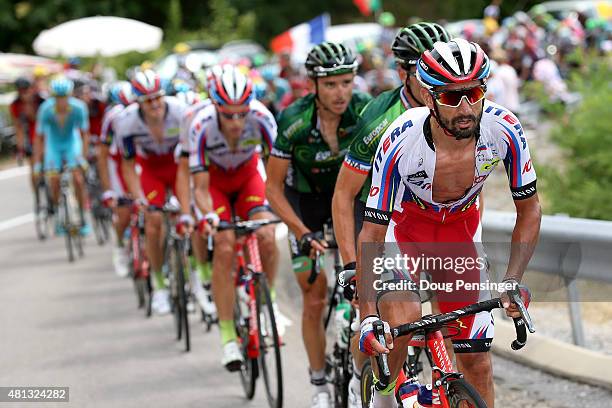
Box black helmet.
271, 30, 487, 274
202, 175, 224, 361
392, 22, 451, 67
15, 77, 32, 90
305, 41, 358, 78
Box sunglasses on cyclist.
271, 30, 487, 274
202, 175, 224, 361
218, 109, 249, 120
138, 94, 163, 104
431, 85, 487, 108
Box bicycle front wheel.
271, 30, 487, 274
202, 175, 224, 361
256, 275, 283, 408
360, 359, 374, 408
446, 378, 488, 408
234, 295, 257, 399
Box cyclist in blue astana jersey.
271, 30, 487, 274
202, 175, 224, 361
33, 76, 91, 235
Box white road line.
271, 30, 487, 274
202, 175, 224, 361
0, 213, 34, 232
0, 166, 29, 181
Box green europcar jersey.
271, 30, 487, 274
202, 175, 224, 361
272, 92, 372, 194
342, 86, 413, 202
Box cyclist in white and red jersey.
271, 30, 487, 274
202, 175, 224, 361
115, 69, 187, 315
357, 39, 541, 407
188, 65, 280, 371
175, 88, 215, 317
98, 81, 135, 277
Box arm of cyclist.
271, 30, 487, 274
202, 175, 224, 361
265, 156, 326, 255
175, 154, 193, 227
192, 171, 217, 236
332, 164, 366, 265
502, 194, 541, 318
78, 101, 90, 160
121, 158, 143, 204
96, 144, 112, 193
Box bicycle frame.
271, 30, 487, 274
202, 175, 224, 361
129, 206, 148, 277
235, 232, 262, 360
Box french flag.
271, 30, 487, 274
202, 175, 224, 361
270, 14, 330, 60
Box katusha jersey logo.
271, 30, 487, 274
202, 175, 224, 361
373, 119, 413, 171
369, 186, 380, 197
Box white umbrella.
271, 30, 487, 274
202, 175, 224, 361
0, 53, 62, 84
33, 16, 163, 58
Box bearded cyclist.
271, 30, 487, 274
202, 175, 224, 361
358, 39, 541, 408
330, 23, 451, 406
115, 70, 187, 315
33, 77, 90, 235
188, 64, 281, 371
265, 42, 371, 408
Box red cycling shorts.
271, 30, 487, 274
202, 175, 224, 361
208, 154, 267, 222
387, 201, 494, 353
137, 153, 177, 208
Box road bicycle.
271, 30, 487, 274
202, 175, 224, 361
33, 171, 52, 240
56, 163, 84, 262
85, 156, 111, 245
369, 286, 534, 407
217, 218, 283, 408
160, 196, 192, 352
310, 221, 355, 408
128, 204, 152, 317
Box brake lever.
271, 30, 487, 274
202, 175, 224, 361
510, 290, 535, 333
372, 320, 391, 386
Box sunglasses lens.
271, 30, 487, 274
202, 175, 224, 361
437, 87, 485, 107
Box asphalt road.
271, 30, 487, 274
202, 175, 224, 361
1, 166, 611, 408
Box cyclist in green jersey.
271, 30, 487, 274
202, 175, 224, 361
330, 23, 451, 406
333, 22, 451, 275
266, 42, 371, 408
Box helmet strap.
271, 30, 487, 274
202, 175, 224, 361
403, 75, 423, 107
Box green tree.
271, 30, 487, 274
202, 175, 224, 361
539, 59, 612, 220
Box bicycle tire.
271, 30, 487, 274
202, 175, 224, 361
174, 240, 190, 352
34, 180, 50, 240
332, 334, 353, 408
167, 242, 182, 341
234, 289, 257, 399
256, 275, 283, 408
360, 359, 374, 408
446, 378, 488, 408
61, 194, 74, 263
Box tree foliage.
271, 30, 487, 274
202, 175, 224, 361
4, 0, 542, 53
538, 57, 612, 220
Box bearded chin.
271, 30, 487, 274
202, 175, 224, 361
442, 112, 483, 140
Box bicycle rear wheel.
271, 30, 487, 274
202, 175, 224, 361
360, 359, 374, 408
256, 275, 283, 408
234, 288, 257, 399
61, 194, 74, 263
174, 240, 190, 352
34, 180, 51, 240
446, 378, 488, 408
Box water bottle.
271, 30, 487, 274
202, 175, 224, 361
417, 384, 433, 408
334, 301, 351, 349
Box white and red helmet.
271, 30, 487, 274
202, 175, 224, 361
208, 64, 253, 106
131, 69, 164, 100
416, 38, 491, 89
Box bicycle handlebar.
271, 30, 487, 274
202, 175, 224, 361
372, 292, 534, 389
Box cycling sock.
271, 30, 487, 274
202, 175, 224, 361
197, 260, 212, 283
373, 373, 397, 396
219, 320, 237, 345
269, 286, 276, 302
310, 368, 329, 395
153, 270, 166, 290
